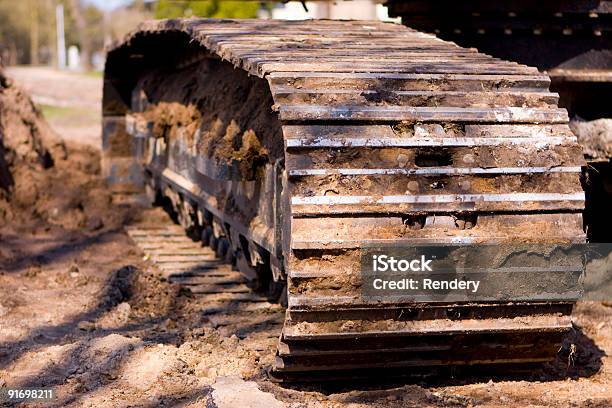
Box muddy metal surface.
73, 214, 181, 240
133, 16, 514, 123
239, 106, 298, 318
102, 19, 589, 378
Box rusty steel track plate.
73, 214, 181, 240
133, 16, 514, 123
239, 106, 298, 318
105, 19, 586, 380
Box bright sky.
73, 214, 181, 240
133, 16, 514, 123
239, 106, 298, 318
84, 0, 132, 11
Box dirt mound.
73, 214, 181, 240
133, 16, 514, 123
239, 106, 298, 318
0, 68, 121, 230
570, 118, 612, 161
0, 70, 56, 212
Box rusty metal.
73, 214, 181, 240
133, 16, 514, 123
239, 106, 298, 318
104, 19, 586, 380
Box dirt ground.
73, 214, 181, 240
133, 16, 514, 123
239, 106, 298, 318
0, 67, 611, 407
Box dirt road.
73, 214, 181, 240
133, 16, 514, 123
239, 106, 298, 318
0, 66, 610, 407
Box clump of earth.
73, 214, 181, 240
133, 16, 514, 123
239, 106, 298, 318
0, 68, 120, 231
570, 117, 612, 161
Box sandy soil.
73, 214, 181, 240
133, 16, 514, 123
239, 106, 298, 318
0, 67, 610, 407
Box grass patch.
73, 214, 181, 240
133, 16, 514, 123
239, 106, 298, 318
40, 104, 75, 119
40, 104, 99, 126
84, 70, 103, 78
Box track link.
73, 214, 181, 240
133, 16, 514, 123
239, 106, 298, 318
126, 225, 252, 295
126, 221, 284, 343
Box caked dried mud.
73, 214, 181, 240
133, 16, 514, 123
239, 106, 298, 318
133, 58, 282, 179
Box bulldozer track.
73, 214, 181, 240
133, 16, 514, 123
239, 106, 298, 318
385, 0, 612, 119
104, 19, 586, 380
126, 225, 250, 291
387, 0, 611, 38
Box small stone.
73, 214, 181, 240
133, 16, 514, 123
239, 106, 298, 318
77, 320, 96, 331
212, 376, 284, 408
114, 302, 132, 323
406, 180, 419, 192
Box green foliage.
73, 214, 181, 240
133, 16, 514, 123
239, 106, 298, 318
82, 4, 105, 52
155, 0, 259, 19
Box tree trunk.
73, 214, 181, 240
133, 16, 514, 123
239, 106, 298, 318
46, 0, 57, 67
29, 0, 39, 65
69, 0, 91, 71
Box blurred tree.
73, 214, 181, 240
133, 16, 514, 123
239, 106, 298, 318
69, 0, 92, 70
0, 2, 32, 64
0, 0, 104, 67
58, 0, 104, 70
29, 0, 40, 64
155, 0, 259, 19
84, 4, 105, 58
106, 0, 154, 44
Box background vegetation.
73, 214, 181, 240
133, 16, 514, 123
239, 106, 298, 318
155, 0, 259, 19
0, 0, 263, 67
